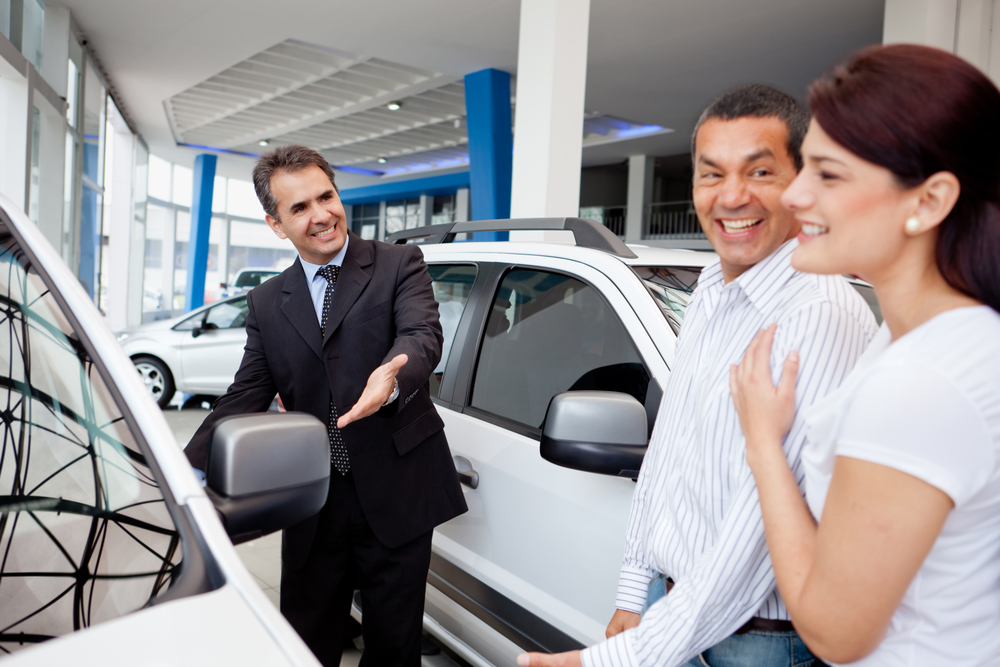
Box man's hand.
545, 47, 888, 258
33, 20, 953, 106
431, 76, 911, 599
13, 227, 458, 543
516, 650, 582, 667
605, 609, 641, 638
337, 354, 407, 428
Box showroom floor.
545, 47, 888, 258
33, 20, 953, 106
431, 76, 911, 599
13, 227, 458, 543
163, 408, 460, 667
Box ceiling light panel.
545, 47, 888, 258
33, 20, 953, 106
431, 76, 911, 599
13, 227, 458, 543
165, 39, 459, 151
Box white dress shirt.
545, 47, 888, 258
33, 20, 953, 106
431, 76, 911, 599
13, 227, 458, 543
582, 239, 879, 667
298, 234, 349, 324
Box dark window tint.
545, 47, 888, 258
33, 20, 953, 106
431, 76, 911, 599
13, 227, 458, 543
233, 270, 276, 288
472, 269, 649, 429
0, 229, 181, 654
633, 265, 702, 335
427, 264, 477, 397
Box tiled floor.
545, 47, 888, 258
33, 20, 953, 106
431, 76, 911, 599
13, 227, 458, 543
163, 407, 457, 667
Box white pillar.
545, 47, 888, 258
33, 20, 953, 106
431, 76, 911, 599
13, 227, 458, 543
510, 0, 590, 219
107, 108, 137, 332
0, 61, 29, 211
884, 0, 1000, 86
625, 155, 653, 242
377, 200, 387, 240
455, 188, 470, 222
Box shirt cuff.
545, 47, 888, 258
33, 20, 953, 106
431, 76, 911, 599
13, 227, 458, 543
383, 377, 399, 406
615, 566, 654, 614
581, 629, 639, 667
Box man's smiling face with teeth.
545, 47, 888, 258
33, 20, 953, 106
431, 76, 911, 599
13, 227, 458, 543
265, 164, 348, 266
692, 116, 801, 283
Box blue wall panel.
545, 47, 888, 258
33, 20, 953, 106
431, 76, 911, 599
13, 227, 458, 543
184, 154, 217, 312
339, 171, 470, 206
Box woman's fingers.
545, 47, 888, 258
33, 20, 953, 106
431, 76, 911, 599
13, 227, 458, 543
778, 350, 800, 405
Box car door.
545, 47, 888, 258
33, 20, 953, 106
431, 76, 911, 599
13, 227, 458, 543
178, 297, 249, 393
429, 257, 672, 654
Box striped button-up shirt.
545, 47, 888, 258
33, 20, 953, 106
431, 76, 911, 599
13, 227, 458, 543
583, 239, 878, 667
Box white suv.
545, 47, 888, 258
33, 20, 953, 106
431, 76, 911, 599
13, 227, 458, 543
386, 219, 879, 666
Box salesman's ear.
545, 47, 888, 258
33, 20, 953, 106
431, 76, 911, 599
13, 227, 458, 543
266, 214, 288, 240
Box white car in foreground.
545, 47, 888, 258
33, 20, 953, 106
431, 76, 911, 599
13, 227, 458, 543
0, 194, 327, 665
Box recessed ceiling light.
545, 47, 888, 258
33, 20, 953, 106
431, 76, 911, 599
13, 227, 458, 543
258, 139, 270, 146
386, 101, 402, 111
377, 157, 387, 164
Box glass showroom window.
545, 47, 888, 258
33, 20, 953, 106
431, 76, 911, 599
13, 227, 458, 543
0, 218, 182, 654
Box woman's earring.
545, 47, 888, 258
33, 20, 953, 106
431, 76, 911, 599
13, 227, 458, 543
905, 216, 921, 233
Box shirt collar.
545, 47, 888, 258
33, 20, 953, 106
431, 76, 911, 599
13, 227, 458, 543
299, 234, 350, 283
698, 237, 799, 307
731, 237, 799, 308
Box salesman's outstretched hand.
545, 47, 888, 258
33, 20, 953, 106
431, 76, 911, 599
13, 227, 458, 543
516, 650, 582, 667
337, 354, 408, 428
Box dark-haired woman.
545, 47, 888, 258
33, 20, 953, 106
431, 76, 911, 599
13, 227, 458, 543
730, 43, 1000, 666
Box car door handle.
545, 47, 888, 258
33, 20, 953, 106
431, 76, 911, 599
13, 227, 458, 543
453, 456, 479, 489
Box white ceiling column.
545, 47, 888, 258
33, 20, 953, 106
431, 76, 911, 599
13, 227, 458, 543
510, 0, 590, 219
884, 0, 1000, 85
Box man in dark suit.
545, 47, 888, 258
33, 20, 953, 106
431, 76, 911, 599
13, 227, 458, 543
184, 145, 467, 666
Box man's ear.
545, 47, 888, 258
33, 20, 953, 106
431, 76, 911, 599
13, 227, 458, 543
914, 171, 961, 231
265, 214, 288, 240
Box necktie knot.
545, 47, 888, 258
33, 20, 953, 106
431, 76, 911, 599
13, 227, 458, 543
318, 265, 339, 284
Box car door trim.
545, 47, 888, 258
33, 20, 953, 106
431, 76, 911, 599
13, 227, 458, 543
427, 552, 585, 653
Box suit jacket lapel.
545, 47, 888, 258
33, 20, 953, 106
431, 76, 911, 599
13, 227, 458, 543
281, 257, 324, 361
322, 233, 372, 347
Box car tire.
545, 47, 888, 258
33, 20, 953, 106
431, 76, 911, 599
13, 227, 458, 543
133, 356, 176, 409
181, 394, 215, 410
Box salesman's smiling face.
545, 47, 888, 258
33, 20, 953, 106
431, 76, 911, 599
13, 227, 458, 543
265, 164, 347, 265
692, 116, 800, 282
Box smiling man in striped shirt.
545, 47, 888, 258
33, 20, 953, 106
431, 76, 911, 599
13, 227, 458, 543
520, 86, 879, 667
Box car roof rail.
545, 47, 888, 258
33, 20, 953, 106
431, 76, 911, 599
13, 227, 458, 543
385, 217, 639, 259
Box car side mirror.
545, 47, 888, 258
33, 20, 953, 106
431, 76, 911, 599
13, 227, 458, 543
191, 322, 218, 338
540, 391, 647, 480
205, 412, 330, 544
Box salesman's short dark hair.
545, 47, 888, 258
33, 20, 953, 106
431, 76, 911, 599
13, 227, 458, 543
691, 84, 809, 171
252, 145, 337, 221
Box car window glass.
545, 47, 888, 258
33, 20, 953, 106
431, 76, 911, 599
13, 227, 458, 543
471, 269, 650, 430
234, 271, 275, 288
427, 264, 477, 397
173, 310, 203, 331
204, 297, 249, 329
0, 232, 182, 654
633, 266, 702, 335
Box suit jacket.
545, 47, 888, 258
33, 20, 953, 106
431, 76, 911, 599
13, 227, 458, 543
185, 232, 468, 570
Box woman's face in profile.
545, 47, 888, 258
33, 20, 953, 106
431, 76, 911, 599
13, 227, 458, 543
781, 119, 918, 283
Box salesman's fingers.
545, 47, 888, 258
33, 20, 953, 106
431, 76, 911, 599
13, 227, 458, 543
385, 353, 408, 375
337, 354, 410, 428
516, 650, 582, 667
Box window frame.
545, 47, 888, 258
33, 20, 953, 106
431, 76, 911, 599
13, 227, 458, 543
455, 262, 659, 440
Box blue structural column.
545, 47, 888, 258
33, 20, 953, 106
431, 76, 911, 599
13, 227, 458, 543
464, 68, 513, 239
184, 154, 217, 312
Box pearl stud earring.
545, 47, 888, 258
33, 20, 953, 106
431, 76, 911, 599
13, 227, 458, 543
905, 217, 921, 233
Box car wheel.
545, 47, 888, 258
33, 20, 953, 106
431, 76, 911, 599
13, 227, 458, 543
133, 356, 175, 409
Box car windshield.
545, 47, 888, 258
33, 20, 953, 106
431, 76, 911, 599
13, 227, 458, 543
234, 271, 276, 288
632, 266, 703, 335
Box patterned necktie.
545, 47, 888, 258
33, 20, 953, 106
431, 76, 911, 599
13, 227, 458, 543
317, 265, 349, 474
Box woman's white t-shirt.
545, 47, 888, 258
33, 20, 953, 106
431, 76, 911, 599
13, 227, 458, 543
801, 306, 1000, 666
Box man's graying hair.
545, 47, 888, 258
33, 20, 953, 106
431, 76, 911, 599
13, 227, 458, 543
252, 144, 338, 221
691, 84, 809, 171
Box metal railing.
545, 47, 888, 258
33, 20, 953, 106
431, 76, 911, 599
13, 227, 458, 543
578, 206, 627, 238
644, 201, 703, 239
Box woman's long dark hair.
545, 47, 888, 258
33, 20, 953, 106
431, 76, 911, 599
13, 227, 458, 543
809, 43, 1000, 313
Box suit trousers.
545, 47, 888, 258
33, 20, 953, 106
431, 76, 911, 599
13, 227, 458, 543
279, 470, 433, 667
